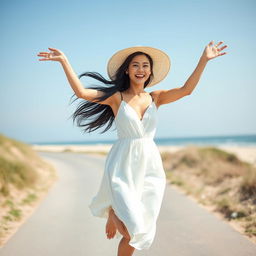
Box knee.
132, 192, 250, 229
123, 235, 130, 241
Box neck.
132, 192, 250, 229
127, 82, 146, 95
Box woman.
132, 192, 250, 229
37, 41, 227, 255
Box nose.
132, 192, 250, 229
138, 65, 144, 72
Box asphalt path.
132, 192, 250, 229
0, 152, 256, 256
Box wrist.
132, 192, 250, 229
200, 55, 209, 63
60, 56, 69, 65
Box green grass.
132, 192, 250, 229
3, 208, 22, 222
21, 193, 38, 205
8, 208, 22, 220
2, 199, 14, 208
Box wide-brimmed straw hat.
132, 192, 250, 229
107, 46, 171, 87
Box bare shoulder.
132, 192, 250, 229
93, 90, 121, 118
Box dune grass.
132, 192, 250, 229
161, 145, 256, 242
0, 156, 39, 196
0, 133, 57, 247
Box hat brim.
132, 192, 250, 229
107, 46, 171, 87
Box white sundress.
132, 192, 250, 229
88, 91, 166, 250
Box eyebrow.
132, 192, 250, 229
131, 61, 149, 64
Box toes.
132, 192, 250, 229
106, 231, 116, 239
111, 229, 117, 237
112, 230, 117, 238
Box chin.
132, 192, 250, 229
131, 79, 147, 85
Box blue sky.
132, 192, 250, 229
0, 0, 255, 144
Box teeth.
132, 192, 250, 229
136, 75, 144, 77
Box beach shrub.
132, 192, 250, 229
0, 135, 39, 196
239, 166, 256, 201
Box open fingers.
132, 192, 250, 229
218, 45, 228, 51
38, 58, 50, 61
215, 41, 223, 47
48, 47, 61, 53
37, 47, 59, 56
37, 53, 49, 57
37, 51, 55, 59
208, 41, 225, 48
37, 54, 52, 61
218, 52, 227, 56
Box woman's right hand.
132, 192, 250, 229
37, 47, 67, 63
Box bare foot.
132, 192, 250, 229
108, 208, 130, 239
106, 208, 117, 239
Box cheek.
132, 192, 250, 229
129, 67, 137, 74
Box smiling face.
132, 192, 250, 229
126, 54, 152, 86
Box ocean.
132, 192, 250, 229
32, 134, 256, 147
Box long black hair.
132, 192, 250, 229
69, 51, 154, 134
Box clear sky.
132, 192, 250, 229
0, 0, 255, 144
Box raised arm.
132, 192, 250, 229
153, 41, 228, 107
37, 47, 112, 105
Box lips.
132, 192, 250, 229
135, 74, 145, 78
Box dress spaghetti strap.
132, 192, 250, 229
149, 92, 154, 102
120, 91, 123, 101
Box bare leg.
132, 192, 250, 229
106, 207, 117, 239
108, 207, 130, 239
107, 207, 136, 255
118, 237, 135, 256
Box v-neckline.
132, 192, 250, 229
122, 99, 155, 122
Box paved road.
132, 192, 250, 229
1, 152, 256, 256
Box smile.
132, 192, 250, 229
135, 74, 145, 78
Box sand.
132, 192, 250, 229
32, 144, 256, 166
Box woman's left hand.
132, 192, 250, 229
201, 41, 228, 61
